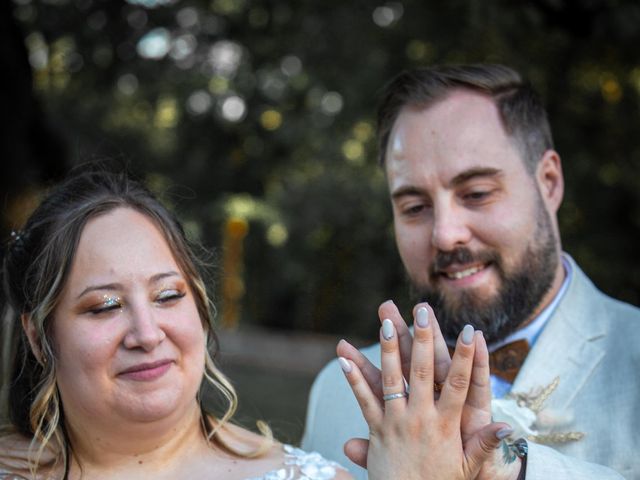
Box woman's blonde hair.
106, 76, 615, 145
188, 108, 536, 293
1, 164, 269, 478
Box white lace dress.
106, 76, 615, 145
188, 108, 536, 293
246, 444, 345, 480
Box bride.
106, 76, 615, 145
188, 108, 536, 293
0, 166, 507, 479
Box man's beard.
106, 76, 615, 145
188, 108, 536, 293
410, 201, 559, 344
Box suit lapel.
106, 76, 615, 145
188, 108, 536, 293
511, 257, 606, 411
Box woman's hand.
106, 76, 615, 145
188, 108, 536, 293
339, 301, 512, 480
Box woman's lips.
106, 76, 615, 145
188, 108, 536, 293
119, 359, 173, 381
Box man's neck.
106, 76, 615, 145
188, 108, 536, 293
519, 253, 567, 330
489, 253, 570, 351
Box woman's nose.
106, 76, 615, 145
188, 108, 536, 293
123, 304, 166, 351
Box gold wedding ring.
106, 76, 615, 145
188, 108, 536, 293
434, 382, 444, 392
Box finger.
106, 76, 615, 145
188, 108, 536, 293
379, 319, 407, 415
379, 300, 413, 380
344, 438, 369, 469
337, 339, 383, 398
338, 357, 384, 426
462, 331, 493, 441
428, 305, 452, 385
407, 305, 435, 409
438, 324, 476, 419
464, 423, 514, 476
467, 331, 492, 411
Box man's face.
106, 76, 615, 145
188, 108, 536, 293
385, 90, 563, 343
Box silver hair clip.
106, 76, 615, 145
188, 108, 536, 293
9, 229, 26, 253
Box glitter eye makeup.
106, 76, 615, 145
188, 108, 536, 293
87, 295, 124, 315
156, 288, 186, 304
103, 295, 122, 308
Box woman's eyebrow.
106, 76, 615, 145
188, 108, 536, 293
76, 283, 122, 299
149, 271, 181, 284
75, 272, 180, 299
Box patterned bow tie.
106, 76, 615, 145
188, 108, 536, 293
448, 338, 530, 383
488, 339, 530, 383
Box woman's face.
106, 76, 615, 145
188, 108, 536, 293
51, 207, 206, 430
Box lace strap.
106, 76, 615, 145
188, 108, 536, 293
245, 444, 345, 480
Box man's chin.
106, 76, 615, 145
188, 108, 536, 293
435, 283, 501, 311
416, 287, 509, 341
442, 297, 491, 314
440, 298, 499, 322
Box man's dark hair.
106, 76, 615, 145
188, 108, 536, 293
377, 64, 554, 173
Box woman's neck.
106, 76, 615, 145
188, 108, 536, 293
65, 401, 212, 476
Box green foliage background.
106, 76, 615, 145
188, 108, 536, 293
5, 0, 640, 341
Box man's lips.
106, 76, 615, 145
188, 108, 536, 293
437, 262, 489, 280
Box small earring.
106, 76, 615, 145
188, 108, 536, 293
35, 348, 47, 367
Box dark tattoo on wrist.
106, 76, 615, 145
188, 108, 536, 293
501, 440, 517, 464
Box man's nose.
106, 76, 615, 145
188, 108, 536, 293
123, 303, 166, 351
431, 203, 472, 252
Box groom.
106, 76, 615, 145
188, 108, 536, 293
302, 64, 639, 479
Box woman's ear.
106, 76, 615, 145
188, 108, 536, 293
536, 149, 564, 214
21, 313, 45, 365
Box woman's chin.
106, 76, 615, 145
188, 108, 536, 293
114, 393, 195, 424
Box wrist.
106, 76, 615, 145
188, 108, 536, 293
479, 438, 527, 480
478, 450, 521, 480
511, 438, 528, 480
502, 457, 523, 480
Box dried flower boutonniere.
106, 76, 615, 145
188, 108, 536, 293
491, 377, 585, 444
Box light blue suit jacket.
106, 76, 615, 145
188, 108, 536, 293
302, 256, 639, 479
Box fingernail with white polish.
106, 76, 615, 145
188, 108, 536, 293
338, 357, 352, 373
496, 427, 514, 440
461, 324, 474, 345
382, 319, 395, 340
416, 307, 429, 328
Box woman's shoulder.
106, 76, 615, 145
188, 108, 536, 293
0, 472, 29, 480
0, 432, 57, 480
0, 433, 31, 479
0, 432, 31, 461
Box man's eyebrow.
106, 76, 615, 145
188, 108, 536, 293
390, 185, 425, 201
76, 271, 181, 299
449, 167, 503, 187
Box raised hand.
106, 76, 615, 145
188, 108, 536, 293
337, 301, 479, 467
339, 302, 511, 480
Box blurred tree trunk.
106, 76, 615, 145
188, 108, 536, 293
1, 1, 67, 233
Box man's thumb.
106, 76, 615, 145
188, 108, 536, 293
344, 438, 369, 469
465, 423, 513, 473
